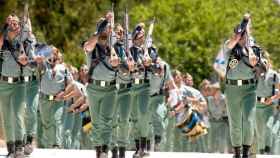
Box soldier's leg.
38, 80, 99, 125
151, 96, 165, 151
241, 85, 256, 157
163, 116, 175, 151
136, 87, 151, 156
225, 85, 243, 156
71, 113, 82, 149
62, 110, 75, 149
98, 87, 117, 156
12, 83, 26, 157
117, 89, 132, 158
39, 97, 55, 148
264, 107, 274, 154
52, 101, 64, 147
36, 110, 45, 148
0, 83, 15, 155
24, 81, 39, 154
255, 105, 267, 153
86, 84, 103, 157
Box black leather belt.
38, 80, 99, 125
226, 79, 256, 86
150, 91, 163, 97
40, 93, 56, 101
0, 75, 37, 84
132, 78, 149, 85
88, 79, 116, 87
257, 96, 270, 102
117, 83, 132, 89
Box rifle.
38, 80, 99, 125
109, 3, 119, 67
19, 2, 29, 55
143, 17, 155, 65
124, 7, 134, 72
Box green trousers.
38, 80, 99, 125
208, 120, 228, 153
225, 84, 256, 147
163, 116, 176, 151
24, 80, 39, 137
39, 96, 64, 147
0, 81, 26, 142
62, 107, 82, 149
36, 110, 45, 148
86, 83, 117, 146
130, 83, 150, 139
112, 87, 132, 148
255, 103, 273, 151
150, 95, 165, 137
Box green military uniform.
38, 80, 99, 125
86, 43, 117, 156
207, 94, 228, 153
223, 43, 258, 156
62, 81, 87, 149
147, 60, 172, 151
255, 69, 279, 153
110, 41, 133, 157
129, 45, 151, 157
0, 29, 35, 156
39, 63, 72, 148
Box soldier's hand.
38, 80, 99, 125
18, 53, 28, 66
127, 58, 135, 72
67, 95, 87, 113
55, 91, 65, 101
33, 55, 45, 64
264, 98, 273, 106
63, 83, 83, 100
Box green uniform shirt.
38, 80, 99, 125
223, 42, 255, 80
149, 60, 172, 95
86, 47, 116, 82
256, 69, 280, 97
1, 33, 35, 77
40, 63, 72, 95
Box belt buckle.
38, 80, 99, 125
116, 83, 120, 90
49, 95, 54, 101
135, 78, 140, 85
24, 76, 29, 82
260, 97, 265, 103
100, 81, 106, 87
237, 80, 242, 86
8, 77, 13, 84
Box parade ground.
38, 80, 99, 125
0, 148, 278, 158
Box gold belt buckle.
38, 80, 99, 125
49, 95, 54, 101
8, 77, 13, 84
24, 76, 29, 82
100, 81, 106, 87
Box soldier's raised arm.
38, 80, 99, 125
83, 12, 113, 53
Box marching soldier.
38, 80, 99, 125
223, 14, 263, 158
38, 47, 73, 148
83, 12, 119, 158
255, 52, 280, 154
0, 14, 38, 158
129, 22, 153, 158
110, 23, 133, 158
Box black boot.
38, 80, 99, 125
233, 146, 241, 158
15, 140, 25, 158
242, 145, 250, 158
133, 139, 140, 158
24, 135, 34, 155
140, 137, 149, 157
146, 139, 151, 152
96, 146, 102, 158
154, 135, 161, 152
100, 145, 108, 158
119, 147, 126, 158
264, 146, 271, 154
111, 146, 119, 158
6, 141, 15, 157
259, 149, 265, 154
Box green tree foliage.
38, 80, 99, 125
1, 0, 280, 85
